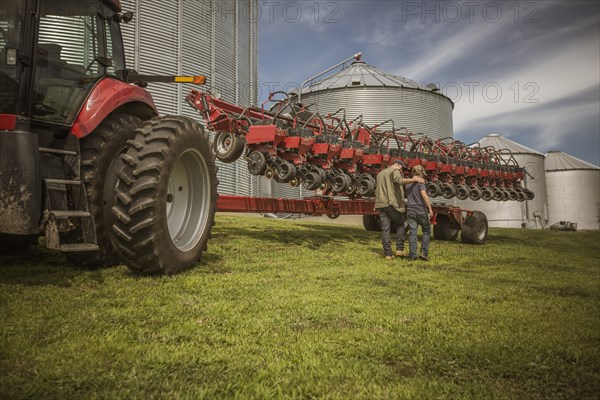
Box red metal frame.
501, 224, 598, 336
0, 114, 18, 131
187, 88, 535, 213
217, 195, 469, 226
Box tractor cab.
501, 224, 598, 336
1, 0, 126, 129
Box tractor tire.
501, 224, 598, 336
0, 234, 38, 254
433, 214, 459, 241
67, 112, 142, 267
461, 211, 488, 245
111, 116, 218, 275
213, 131, 246, 163
363, 214, 381, 232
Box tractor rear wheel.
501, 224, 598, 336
112, 116, 218, 275
67, 112, 142, 267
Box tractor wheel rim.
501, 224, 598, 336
166, 149, 210, 252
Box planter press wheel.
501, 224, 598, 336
247, 151, 267, 176
469, 186, 483, 201
455, 184, 469, 200
441, 183, 456, 199
481, 187, 494, 201
426, 181, 442, 197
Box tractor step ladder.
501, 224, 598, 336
39, 147, 99, 252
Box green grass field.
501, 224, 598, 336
1, 215, 599, 399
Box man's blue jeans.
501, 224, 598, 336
407, 210, 431, 259
377, 206, 406, 257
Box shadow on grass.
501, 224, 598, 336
215, 222, 372, 249
103, 249, 228, 279
0, 244, 109, 287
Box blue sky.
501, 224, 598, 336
258, 0, 600, 165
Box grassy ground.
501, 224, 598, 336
1, 215, 599, 399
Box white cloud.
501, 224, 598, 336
452, 34, 600, 135
401, 18, 512, 80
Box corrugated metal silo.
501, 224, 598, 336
545, 151, 600, 230
456, 134, 547, 228
295, 60, 454, 138
120, 0, 259, 196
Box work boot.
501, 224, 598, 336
395, 250, 405, 257
385, 255, 394, 261
419, 252, 429, 261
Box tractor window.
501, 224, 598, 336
0, 0, 22, 114
31, 0, 121, 126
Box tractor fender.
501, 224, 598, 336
70, 77, 158, 139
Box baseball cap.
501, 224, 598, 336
392, 159, 406, 168
412, 165, 427, 176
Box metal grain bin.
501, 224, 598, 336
456, 134, 548, 228
545, 151, 600, 230
293, 60, 454, 139
120, 0, 259, 196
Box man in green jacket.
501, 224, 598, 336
375, 160, 425, 260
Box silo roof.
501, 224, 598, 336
302, 61, 438, 93
479, 134, 544, 155
545, 151, 600, 171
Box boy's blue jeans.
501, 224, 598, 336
407, 210, 431, 259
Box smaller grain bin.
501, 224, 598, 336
545, 151, 600, 230
456, 134, 547, 228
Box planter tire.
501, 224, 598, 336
433, 214, 459, 241
363, 214, 381, 232
461, 211, 488, 245
112, 116, 218, 275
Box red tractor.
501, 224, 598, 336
0, 0, 218, 274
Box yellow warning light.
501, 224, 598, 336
193, 75, 206, 85
174, 76, 206, 85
